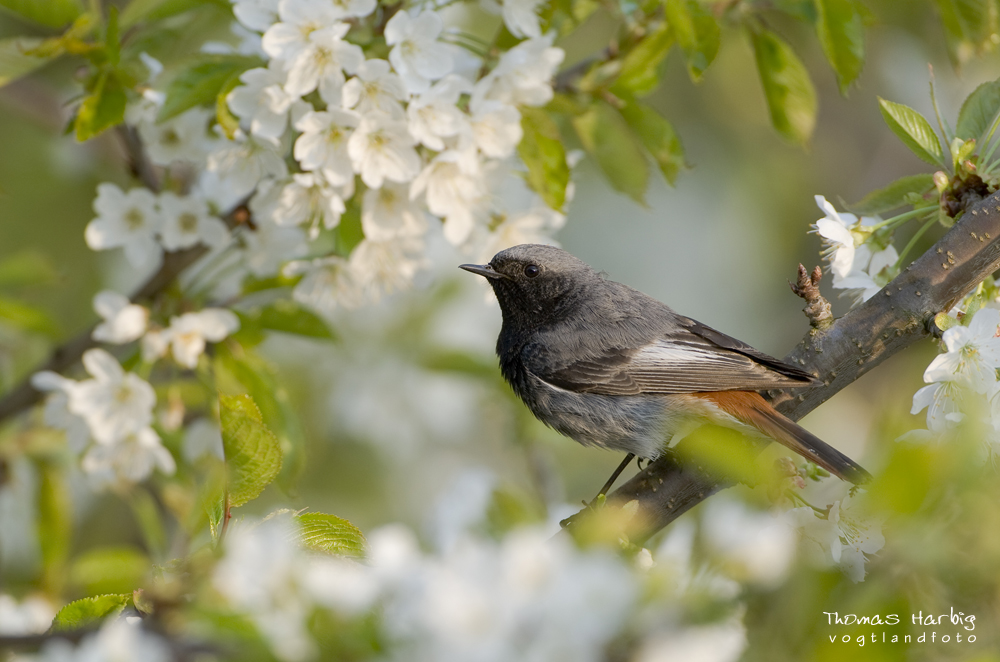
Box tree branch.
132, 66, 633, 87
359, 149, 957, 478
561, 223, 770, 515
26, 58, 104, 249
581, 192, 1000, 545
0, 127, 223, 427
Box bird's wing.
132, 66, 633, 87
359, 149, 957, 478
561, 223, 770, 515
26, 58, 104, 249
530, 316, 818, 396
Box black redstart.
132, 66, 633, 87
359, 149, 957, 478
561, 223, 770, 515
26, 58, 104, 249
460, 244, 870, 484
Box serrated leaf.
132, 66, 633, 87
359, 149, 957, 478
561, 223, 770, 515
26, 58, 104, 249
847, 173, 935, 214
814, 0, 865, 94
75, 70, 127, 142
51, 594, 131, 632
296, 512, 367, 558
215, 348, 306, 490
519, 107, 570, 211
572, 100, 649, 205
751, 28, 817, 145
0, 0, 82, 28
956, 79, 1000, 141
219, 393, 282, 508
0, 295, 61, 337
0, 37, 53, 88
159, 55, 261, 122
665, 0, 720, 82
616, 22, 673, 95
619, 100, 685, 185
878, 97, 944, 166
0, 251, 58, 288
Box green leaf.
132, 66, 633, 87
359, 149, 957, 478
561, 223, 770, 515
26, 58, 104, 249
75, 70, 127, 142
814, 0, 865, 94
0, 295, 61, 337
956, 79, 1000, 141
0, 37, 53, 89
0, 0, 82, 28
933, 0, 999, 67
296, 512, 367, 558
619, 100, 685, 186
215, 349, 306, 491
615, 22, 673, 95
751, 28, 817, 145
120, 0, 209, 28
0, 250, 58, 288
70, 547, 150, 596
159, 55, 261, 122
878, 97, 944, 166
519, 107, 570, 211
664, 0, 720, 82
244, 300, 336, 340
219, 393, 283, 508
51, 594, 131, 632
846, 173, 935, 214
573, 100, 649, 204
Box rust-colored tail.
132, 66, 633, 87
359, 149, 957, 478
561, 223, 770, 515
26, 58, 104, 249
698, 391, 871, 484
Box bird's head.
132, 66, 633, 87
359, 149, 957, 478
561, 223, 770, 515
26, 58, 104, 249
460, 244, 601, 326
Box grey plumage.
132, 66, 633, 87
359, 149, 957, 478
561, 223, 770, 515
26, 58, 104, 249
460, 244, 870, 483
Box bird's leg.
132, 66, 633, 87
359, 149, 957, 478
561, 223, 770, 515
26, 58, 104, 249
587, 453, 636, 507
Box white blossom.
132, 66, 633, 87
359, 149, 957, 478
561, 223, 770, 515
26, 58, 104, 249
163, 309, 241, 369
82, 426, 176, 485
293, 109, 359, 186
227, 65, 296, 144
158, 192, 230, 251
243, 217, 310, 277
30, 371, 91, 453
0, 594, 54, 635
385, 10, 454, 94
32, 620, 173, 662
469, 99, 522, 158
138, 107, 214, 166
475, 206, 565, 262
342, 58, 408, 119
472, 34, 563, 108
262, 0, 344, 62
85, 183, 164, 269
233, 0, 281, 31
349, 236, 427, 303
791, 493, 884, 583
411, 150, 486, 245
329, 0, 375, 18
274, 172, 347, 239
501, 0, 545, 39
287, 255, 364, 315
347, 116, 421, 188
406, 74, 472, 151
207, 130, 289, 199
701, 499, 797, 587
923, 307, 1000, 393
906, 381, 966, 435
92, 290, 148, 344
280, 22, 364, 102
68, 349, 156, 445
362, 182, 427, 240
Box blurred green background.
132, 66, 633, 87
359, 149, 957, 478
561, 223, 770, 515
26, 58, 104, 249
2, 1, 1000, 659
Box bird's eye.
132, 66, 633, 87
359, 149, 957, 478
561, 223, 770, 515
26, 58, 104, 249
523, 264, 540, 278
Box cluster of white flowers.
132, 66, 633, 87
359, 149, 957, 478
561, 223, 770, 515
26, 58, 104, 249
31, 291, 237, 485
85, 183, 229, 269
12, 618, 172, 662
31, 349, 174, 487
790, 489, 885, 583
902, 304, 1000, 455
812, 195, 898, 305
212, 511, 751, 662
205, 0, 568, 316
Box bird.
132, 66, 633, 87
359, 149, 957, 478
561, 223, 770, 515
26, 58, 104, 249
460, 244, 870, 485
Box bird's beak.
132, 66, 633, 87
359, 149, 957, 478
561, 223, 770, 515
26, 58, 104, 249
459, 263, 509, 280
